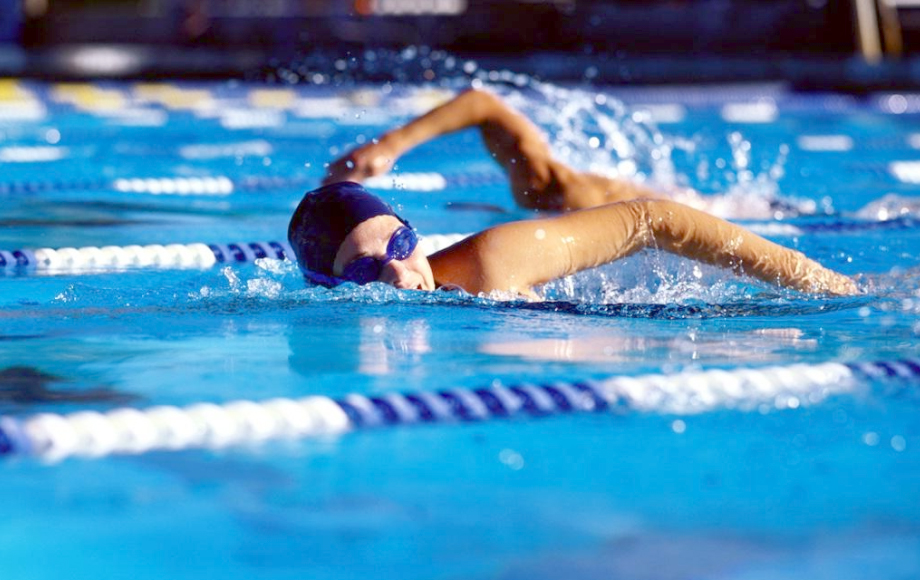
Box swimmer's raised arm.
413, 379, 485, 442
323, 89, 660, 211
324, 89, 538, 184
429, 199, 857, 296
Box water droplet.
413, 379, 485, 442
499, 449, 525, 470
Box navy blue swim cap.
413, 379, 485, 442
288, 181, 407, 279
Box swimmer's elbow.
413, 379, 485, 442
617, 198, 662, 248
458, 88, 503, 123
638, 199, 708, 251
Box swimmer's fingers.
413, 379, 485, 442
809, 270, 859, 296
831, 275, 859, 296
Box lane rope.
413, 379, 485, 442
2, 210, 916, 275
0, 171, 505, 196
1, 358, 917, 462
0, 234, 469, 273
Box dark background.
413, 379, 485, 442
0, 0, 917, 88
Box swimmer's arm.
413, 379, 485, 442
323, 89, 658, 211
429, 201, 650, 295
436, 200, 857, 295
375, 90, 662, 211
323, 89, 554, 192
636, 200, 857, 294
388, 88, 548, 165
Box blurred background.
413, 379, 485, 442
0, 0, 918, 87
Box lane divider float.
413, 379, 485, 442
1, 207, 913, 276
0, 358, 916, 462
2, 210, 912, 275
0, 234, 470, 273
0, 171, 506, 196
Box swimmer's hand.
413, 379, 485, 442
322, 137, 400, 186
806, 269, 859, 296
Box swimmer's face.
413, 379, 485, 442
333, 215, 436, 291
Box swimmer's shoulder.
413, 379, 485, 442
428, 234, 487, 292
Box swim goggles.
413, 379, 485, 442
302, 225, 419, 287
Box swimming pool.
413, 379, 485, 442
0, 63, 918, 579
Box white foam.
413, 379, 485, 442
855, 193, 920, 220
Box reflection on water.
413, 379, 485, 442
358, 316, 431, 375
287, 308, 432, 378
480, 327, 815, 364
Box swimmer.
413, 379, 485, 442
289, 181, 857, 298
324, 88, 687, 212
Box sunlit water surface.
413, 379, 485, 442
0, 56, 918, 579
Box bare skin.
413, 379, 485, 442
333, 215, 436, 291
321, 90, 856, 297
334, 199, 858, 297
323, 88, 659, 211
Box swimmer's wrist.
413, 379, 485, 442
387, 113, 447, 151
379, 130, 411, 156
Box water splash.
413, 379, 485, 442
857, 266, 920, 300
270, 47, 814, 220
6, 255, 869, 324
495, 81, 683, 194
685, 136, 812, 220
855, 194, 920, 221
487, 79, 808, 220
270, 48, 675, 183
538, 252, 771, 305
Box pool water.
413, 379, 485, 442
0, 67, 918, 579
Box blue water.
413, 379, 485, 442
0, 68, 919, 579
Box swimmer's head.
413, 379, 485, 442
289, 181, 432, 289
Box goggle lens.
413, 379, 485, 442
339, 226, 418, 285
